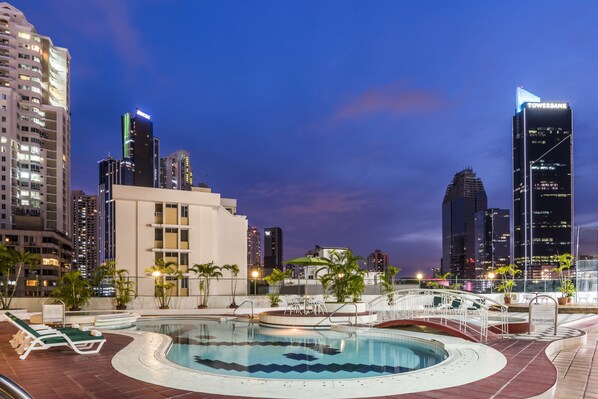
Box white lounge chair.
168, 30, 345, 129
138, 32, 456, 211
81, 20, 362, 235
4, 311, 106, 360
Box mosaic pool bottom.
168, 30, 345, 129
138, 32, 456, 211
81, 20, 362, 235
135, 318, 447, 380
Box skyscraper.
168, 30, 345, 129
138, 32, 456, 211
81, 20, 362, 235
160, 150, 193, 190
72, 190, 99, 279
513, 88, 573, 281
122, 109, 158, 188
367, 249, 389, 273
442, 168, 487, 280
98, 156, 121, 263
474, 208, 510, 277
0, 3, 72, 296
263, 227, 283, 276
247, 226, 261, 267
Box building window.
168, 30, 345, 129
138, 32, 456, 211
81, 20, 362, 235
181, 206, 188, 218
180, 253, 188, 266
154, 228, 163, 241
166, 203, 177, 209
181, 229, 188, 242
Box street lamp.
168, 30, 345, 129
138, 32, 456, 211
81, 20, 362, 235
526, 133, 572, 293
416, 273, 423, 288
251, 270, 259, 295
488, 272, 495, 293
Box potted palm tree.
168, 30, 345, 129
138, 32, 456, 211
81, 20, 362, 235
263, 268, 292, 307
551, 253, 574, 305
50, 270, 93, 311
222, 264, 240, 308
145, 259, 182, 309
113, 269, 136, 310
380, 266, 401, 305
190, 261, 222, 309
322, 250, 366, 303
495, 264, 521, 305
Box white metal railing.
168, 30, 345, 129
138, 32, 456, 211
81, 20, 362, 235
367, 288, 510, 343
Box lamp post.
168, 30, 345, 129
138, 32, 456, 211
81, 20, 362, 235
488, 272, 495, 293
251, 270, 259, 295
526, 133, 572, 293
416, 273, 423, 288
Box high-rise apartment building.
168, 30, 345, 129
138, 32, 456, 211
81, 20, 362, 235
474, 208, 510, 277
247, 226, 261, 267
121, 109, 158, 188
160, 150, 193, 190
263, 227, 283, 276
72, 190, 99, 279
442, 168, 487, 280
98, 156, 121, 263
367, 249, 389, 273
0, 3, 72, 295
513, 88, 573, 280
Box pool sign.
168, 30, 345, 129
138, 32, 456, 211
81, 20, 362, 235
528, 295, 558, 335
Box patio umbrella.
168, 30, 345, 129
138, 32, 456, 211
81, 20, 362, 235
283, 257, 332, 295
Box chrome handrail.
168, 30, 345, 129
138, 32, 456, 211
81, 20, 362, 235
232, 300, 254, 319
0, 374, 33, 399
315, 302, 358, 327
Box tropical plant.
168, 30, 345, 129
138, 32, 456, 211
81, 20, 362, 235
551, 253, 574, 298
113, 268, 136, 309
222, 264, 240, 308
380, 266, 401, 305
190, 261, 222, 308
263, 268, 292, 306
0, 247, 40, 310
315, 268, 334, 301
266, 293, 283, 307
495, 264, 521, 300
50, 270, 93, 311
89, 261, 113, 296
145, 259, 182, 309
321, 250, 366, 302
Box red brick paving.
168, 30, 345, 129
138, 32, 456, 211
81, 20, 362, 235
0, 322, 559, 398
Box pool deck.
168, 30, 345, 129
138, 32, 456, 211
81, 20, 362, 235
1, 315, 598, 399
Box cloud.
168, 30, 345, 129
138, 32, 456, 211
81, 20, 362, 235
94, 0, 148, 68
333, 81, 447, 120
246, 183, 370, 222
392, 229, 442, 245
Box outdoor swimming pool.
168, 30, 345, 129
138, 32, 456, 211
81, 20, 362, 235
135, 318, 447, 380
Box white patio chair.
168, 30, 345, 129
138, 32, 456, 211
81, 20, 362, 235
284, 296, 303, 314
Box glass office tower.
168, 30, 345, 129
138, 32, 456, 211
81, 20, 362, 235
513, 88, 573, 281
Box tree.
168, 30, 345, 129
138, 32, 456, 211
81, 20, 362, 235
222, 264, 240, 308
145, 259, 182, 309
495, 264, 521, 302
315, 268, 334, 301
263, 268, 292, 306
190, 261, 222, 308
426, 271, 452, 289
322, 250, 366, 302
551, 253, 575, 300
380, 266, 401, 305
113, 268, 136, 309
0, 247, 39, 310
90, 261, 114, 296
50, 270, 93, 311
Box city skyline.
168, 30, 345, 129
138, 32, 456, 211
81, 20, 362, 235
9, 1, 598, 275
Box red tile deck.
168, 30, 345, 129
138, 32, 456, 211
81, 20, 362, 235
0, 321, 592, 399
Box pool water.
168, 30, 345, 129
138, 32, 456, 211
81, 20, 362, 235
135, 318, 447, 380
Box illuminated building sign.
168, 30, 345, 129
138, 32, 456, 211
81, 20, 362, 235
526, 103, 568, 109
136, 109, 151, 120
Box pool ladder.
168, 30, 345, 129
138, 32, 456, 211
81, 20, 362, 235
232, 300, 254, 320
314, 302, 358, 328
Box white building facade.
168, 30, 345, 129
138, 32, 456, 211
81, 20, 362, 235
113, 185, 248, 300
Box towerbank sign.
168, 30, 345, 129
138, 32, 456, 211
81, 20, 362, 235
526, 102, 568, 109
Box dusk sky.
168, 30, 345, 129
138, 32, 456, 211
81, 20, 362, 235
12, 1, 598, 276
